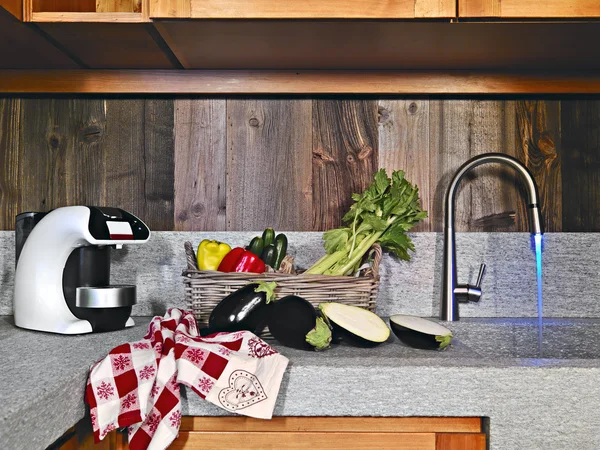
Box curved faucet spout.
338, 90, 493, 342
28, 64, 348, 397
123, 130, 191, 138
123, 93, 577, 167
441, 153, 544, 321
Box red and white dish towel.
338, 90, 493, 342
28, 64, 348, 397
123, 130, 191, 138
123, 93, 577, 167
86, 308, 289, 450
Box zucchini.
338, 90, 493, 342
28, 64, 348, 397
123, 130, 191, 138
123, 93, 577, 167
261, 244, 277, 267
273, 233, 288, 270
247, 236, 264, 256
261, 228, 275, 248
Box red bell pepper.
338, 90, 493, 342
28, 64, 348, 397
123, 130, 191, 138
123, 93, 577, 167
218, 247, 266, 273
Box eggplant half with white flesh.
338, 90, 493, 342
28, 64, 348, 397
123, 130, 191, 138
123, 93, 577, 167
319, 302, 390, 347
205, 281, 277, 336
267, 295, 332, 351
389, 314, 453, 350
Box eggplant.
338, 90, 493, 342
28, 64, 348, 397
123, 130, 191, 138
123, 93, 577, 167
389, 314, 453, 350
205, 281, 277, 336
267, 295, 331, 351
319, 303, 390, 347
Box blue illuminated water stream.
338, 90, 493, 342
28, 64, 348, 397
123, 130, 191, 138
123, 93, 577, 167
533, 233, 544, 355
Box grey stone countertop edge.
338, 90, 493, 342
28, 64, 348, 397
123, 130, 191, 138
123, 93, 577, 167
2, 316, 600, 450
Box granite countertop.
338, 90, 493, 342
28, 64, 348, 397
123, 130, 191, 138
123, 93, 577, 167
2, 316, 600, 450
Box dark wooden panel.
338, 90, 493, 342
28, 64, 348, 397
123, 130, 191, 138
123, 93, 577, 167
17, 98, 108, 215
154, 20, 600, 70
102, 99, 174, 231
515, 100, 562, 232
561, 100, 600, 232
37, 23, 175, 69
0, 7, 78, 69
3, 98, 173, 231
226, 99, 313, 231
0, 98, 21, 229
429, 100, 522, 232
312, 99, 378, 230
142, 99, 175, 230
378, 99, 432, 231
174, 99, 227, 231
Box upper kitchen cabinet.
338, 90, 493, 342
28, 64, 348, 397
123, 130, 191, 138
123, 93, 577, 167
149, 0, 456, 19
16, 0, 180, 68
459, 0, 600, 18
2, 0, 600, 93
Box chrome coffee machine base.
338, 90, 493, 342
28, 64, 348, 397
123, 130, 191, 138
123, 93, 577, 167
13, 206, 150, 334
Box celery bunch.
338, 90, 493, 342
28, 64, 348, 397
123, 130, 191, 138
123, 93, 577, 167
306, 169, 427, 276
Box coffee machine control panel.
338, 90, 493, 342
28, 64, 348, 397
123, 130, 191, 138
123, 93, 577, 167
87, 207, 150, 241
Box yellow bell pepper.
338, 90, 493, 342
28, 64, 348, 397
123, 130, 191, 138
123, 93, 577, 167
197, 240, 232, 271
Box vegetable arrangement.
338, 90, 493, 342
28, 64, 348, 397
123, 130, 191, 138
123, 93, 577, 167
306, 169, 427, 276
192, 168, 451, 353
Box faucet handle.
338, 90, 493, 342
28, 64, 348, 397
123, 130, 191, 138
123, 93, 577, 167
475, 263, 486, 289
456, 263, 485, 303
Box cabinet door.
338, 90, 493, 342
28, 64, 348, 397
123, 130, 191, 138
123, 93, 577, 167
460, 0, 600, 18
150, 0, 456, 19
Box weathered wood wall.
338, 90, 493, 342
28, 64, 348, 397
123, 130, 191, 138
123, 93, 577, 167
0, 97, 597, 232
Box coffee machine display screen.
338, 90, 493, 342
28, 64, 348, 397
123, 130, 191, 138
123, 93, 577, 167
106, 221, 134, 240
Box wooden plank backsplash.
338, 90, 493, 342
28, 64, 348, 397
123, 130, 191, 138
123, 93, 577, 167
0, 97, 597, 232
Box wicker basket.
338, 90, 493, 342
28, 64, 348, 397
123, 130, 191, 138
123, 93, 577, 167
182, 241, 381, 327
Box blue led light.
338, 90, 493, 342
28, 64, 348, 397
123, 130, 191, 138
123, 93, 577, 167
533, 233, 544, 356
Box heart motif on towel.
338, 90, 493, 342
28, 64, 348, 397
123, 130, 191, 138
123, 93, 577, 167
218, 370, 267, 411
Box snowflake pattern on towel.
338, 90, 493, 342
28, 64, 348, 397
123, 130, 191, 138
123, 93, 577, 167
218, 347, 233, 357
96, 381, 115, 400
112, 355, 131, 371
101, 422, 116, 439
150, 383, 160, 398
169, 411, 182, 428
145, 412, 161, 433
198, 377, 214, 393
139, 365, 155, 380
177, 334, 191, 344
121, 393, 137, 410
185, 348, 206, 364
133, 342, 150, 350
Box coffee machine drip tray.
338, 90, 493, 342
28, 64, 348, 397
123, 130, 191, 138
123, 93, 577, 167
76, 285, 137, 308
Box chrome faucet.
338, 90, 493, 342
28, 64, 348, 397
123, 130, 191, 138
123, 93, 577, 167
441, 153, 543, 321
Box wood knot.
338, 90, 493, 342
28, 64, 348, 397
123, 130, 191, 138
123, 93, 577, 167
192, 203, 205, 215
313, 149, 335, 165
81, 125, 103, 144
408, 102, 418, 115
177, 211, 189, 222
357, 146, 373, 160
48, 133, 61, 150
378, 106, 390, 124
347, 154, 355, 163
249, 117, 260, 127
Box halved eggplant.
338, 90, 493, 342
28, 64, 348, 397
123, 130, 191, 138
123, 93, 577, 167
205, 281, 276, 336
267, 295, 331, 351
389, 314, 453, 350
319, 303, 390, 347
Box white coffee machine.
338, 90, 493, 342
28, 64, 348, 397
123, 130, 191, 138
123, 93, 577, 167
14, 206, 150, 334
